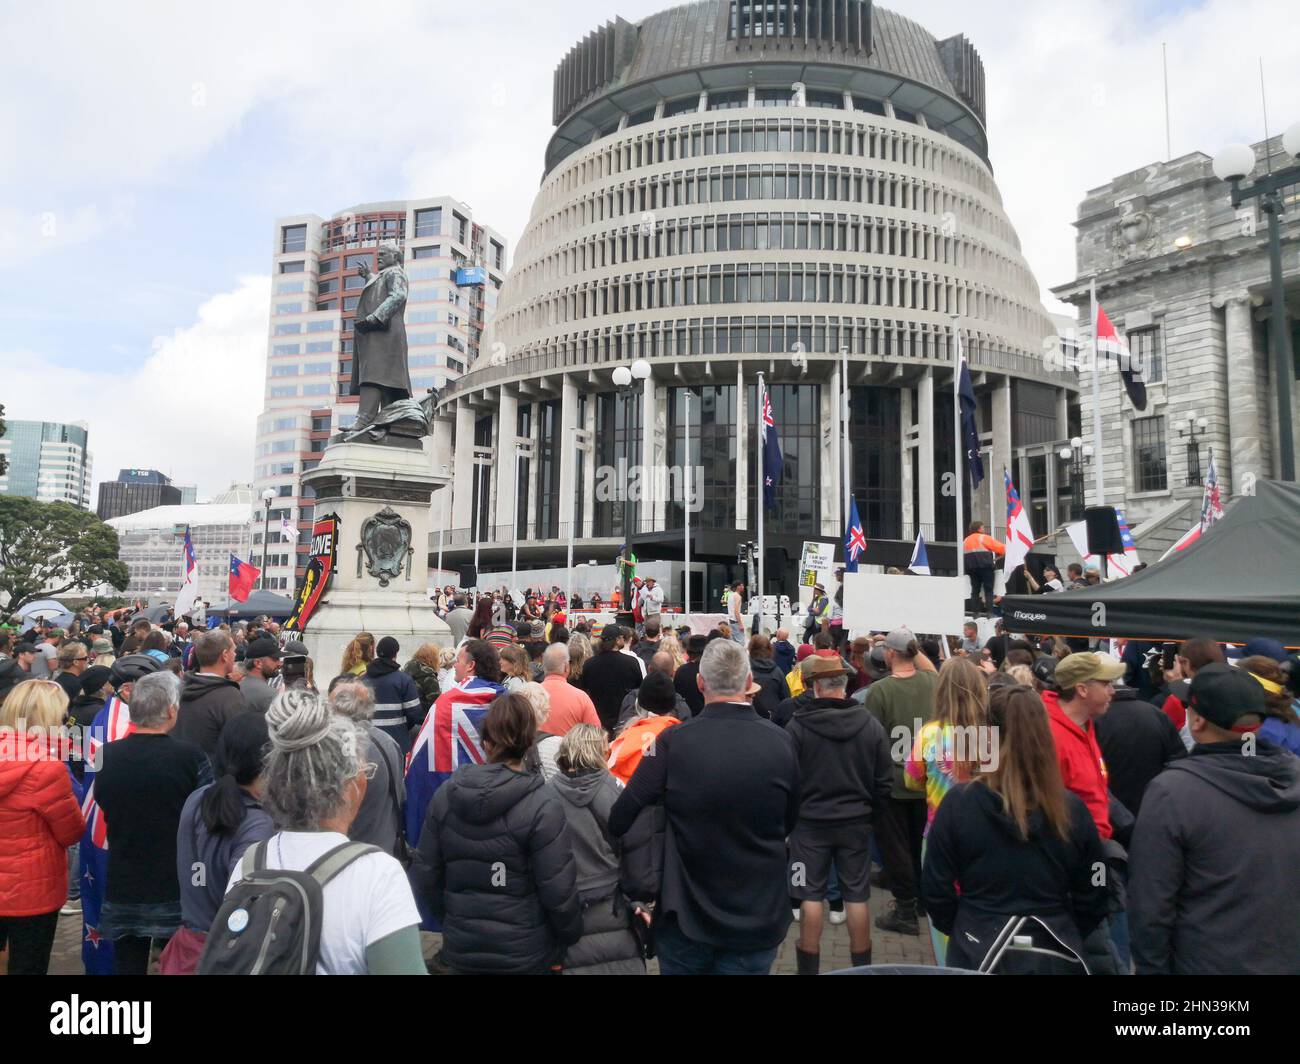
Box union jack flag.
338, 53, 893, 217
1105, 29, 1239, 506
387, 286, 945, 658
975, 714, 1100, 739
80, 694, 132, 975
1201, 449, 1224, 532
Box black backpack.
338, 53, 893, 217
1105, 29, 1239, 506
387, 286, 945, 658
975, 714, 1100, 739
198, 839, 380, 975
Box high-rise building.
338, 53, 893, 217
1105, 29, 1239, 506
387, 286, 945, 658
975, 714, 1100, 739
1054, 134, 1300, 550
0, 420, 93, 509
254, 198, 508, 590
434, 0, 1077, 601
96, 468, 183, 521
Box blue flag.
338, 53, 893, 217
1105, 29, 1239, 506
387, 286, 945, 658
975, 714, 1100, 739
958, 359, 984, 490
844, 495, 867, 572
908, 533, 931, 576
761, 386, 783, 510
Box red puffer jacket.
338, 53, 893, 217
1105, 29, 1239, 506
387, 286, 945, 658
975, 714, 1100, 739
0, 738, 86, 916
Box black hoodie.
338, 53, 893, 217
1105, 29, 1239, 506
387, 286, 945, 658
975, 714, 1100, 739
922, 780, 1108, 971
173, 671, 248, 755
787, 696, 892, 823
1129, 741, 1300, 975
410, 762, 583, 974
749, 657, 787, 720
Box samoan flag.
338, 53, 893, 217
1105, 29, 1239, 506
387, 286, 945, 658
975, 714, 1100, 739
80, 694, 132, 975
761, 386, 783, 511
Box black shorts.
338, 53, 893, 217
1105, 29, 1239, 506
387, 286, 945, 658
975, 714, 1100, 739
788, 820, 873, 902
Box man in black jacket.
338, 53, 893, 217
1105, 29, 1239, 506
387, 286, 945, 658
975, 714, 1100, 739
173, 631, 248, 756
1129, 664, 1300, 974
673, 634, 708, 718
610, 639, 799, 975
786, 655, 892, 974
578, 626, 645, 733
363, 636, 424, 756
1094, 683, 1185, 816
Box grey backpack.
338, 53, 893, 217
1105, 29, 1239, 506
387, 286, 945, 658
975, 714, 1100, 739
198, 839, 380, 975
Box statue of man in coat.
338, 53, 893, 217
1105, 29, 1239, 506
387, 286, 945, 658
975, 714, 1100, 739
350, 242, 411, 433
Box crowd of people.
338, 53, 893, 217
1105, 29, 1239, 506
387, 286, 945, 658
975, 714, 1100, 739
0, 595, 1297, 976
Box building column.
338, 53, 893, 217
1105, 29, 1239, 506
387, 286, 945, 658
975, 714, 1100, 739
525, 401, 540, 540
990, 375, 1013, 538
558, 376, 578, 542
640, 376, 656, 534
735, 363, 749, 531
822, 365, 842, 538
452, 401, 475, 533
900, 386, 915, 534
495, 388, 519, 535
917, 368, 935, 538
650, 380, 669, 532
582, 394, 597, 539
1223, 292, 1264, 493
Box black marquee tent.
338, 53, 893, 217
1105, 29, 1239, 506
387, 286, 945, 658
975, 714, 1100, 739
1001, 480, 1300, 648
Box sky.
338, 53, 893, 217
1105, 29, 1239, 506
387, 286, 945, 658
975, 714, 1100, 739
1, 0, 1296, 500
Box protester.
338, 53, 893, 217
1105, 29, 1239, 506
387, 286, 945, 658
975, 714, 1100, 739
786, 655, 892, 974
673, 634, 708, 718
607, 671, 683, 785
173, 631, 246, 755
403, 643, 443, 713
748, 634, 787, 720
94, 671, 213, 975
610, 639, 799, 975
579, 626, 645, 733
632, 618, 663, 667
1129, 664, 1300, 974
52, 641, 89, 703
0, 680, 86, 975
1240, 655, 1300, 755
409, 692, 583, 974
865, 628, 937, 935
361, 636, 423, 757
1093, 680, 1186, 816
239, 636, 282, 713
921, 684, 1108, 972
538, 643, 600, 737
443, 596, 474, 645
168, 712, 274, 974
328, 680, 406, 859
340, 632, 376, 677
225, 688, 425, 975
548, 724, 648, 975
499, 644, 532, 693
467, 597, 494, 640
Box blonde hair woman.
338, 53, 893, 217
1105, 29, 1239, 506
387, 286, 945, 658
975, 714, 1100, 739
340, 633, 376, 677
0, 680, 86, 974
499, 645, 532, 693
437, 647, 457, 695
658, 631, 687, 672
567, 632, 593, 682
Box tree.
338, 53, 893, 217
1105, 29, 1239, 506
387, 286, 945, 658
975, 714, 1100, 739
0, 496, 130, 613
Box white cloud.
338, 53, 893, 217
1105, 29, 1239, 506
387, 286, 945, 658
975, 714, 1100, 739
1, 276, 270, 501
0, 199, 133, 258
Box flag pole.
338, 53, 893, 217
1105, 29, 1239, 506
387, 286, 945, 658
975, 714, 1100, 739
566, 430, 576, 619
756, 372, 766, 637
683, 389, 692, 628
1090, 277, 1105, 504
953, 316, 965, 582
841, 345, 850, 544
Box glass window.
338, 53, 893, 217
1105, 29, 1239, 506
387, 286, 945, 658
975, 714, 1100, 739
307, 320, 334, 332
270, 385, 298, 398
852, 96, 886, 116
344, 274, 365, 290
316, 300, 337, 312
275, 302, 303, 315
318, 257, 337, 274
272, 364, 299, 377
412, 245, 439, 259
806, 89, 843, 109
1132, 416, 1167, 491
274, 323, 301, 336
343, 296, 360, 311
304, 362, 332, 375
281, 225, 307, 253
1127, 327, 1163, 384
345, 254, 372, 270
414, 208, 442, 238
316, 278, 338, 295
303, 383, 332, 396
279, 260, 305, 273
305, 341, 333, 353
708, 90, 748, 111
272, 343, 300, 356
275, 280, 304, 294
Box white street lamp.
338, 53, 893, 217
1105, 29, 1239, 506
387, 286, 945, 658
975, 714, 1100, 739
1211, 143, 1256, 183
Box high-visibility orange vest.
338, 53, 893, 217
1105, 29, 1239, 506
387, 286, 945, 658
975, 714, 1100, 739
608, 714, 680, 784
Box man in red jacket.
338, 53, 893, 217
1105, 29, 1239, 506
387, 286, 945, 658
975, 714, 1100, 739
1043, 652, 1123, 839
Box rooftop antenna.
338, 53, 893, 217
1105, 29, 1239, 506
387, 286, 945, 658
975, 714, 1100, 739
1162, 43, 1171, 161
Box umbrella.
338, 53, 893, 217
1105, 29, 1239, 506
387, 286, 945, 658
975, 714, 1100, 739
15, 599, 74, 628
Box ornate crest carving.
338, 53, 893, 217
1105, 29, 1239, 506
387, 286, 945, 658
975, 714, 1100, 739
1110, 204, 1158, 262
356, 506, 413, 586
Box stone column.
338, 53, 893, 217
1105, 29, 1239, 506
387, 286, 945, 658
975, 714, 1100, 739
559, 376, 578, 542
640, 376, 656, 534
990, 375, 1013, 538
900, 386, 915, 534
452, 402, 475, 533
496, 387, 519, 535
1222, 292, 1263, 492
823, 365, 842, 538
582, 394, 597, 539
917, 368, 935, 538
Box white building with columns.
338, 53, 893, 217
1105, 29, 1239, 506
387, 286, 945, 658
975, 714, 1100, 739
432, 0, 1078, 606
1052, 134, 1299, 553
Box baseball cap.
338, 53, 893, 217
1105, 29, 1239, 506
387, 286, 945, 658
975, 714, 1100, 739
14, 642, 36, 655
1054, 652, 1125, 691
246, 636, 281, 661
1241, 638, 1287, 663
883, 627, 916, 653
376, 636, 400, 659
79, 665, 114, 696
49, 628, 65, 639
1188, 663, 1266, 730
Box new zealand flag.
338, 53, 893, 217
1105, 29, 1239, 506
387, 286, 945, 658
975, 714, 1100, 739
761, 386, 783, 510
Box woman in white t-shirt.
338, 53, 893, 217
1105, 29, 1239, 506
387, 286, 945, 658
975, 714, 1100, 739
225, 688, 425, 975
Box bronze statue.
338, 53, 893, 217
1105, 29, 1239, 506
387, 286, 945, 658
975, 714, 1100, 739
348, 242, 413, 439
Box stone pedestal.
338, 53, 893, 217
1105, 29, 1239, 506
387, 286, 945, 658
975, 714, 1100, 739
298, 440, 451, 677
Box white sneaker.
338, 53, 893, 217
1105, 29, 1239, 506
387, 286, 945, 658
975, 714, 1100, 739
828, 906, 847, 926
60, 899, 82, 916
792, 907, 802, 922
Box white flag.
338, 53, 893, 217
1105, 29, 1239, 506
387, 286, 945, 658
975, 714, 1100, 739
280, 515, 298, 542
174, 526, 200, 618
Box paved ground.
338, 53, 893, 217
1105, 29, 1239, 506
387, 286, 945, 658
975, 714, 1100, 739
43, 901, 934, 975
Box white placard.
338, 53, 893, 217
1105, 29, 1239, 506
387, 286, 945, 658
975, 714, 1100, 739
799, 541, 836, 587
842, 572, 968, 637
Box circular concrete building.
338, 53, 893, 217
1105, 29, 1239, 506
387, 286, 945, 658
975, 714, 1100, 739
434, 0, 1078, 605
